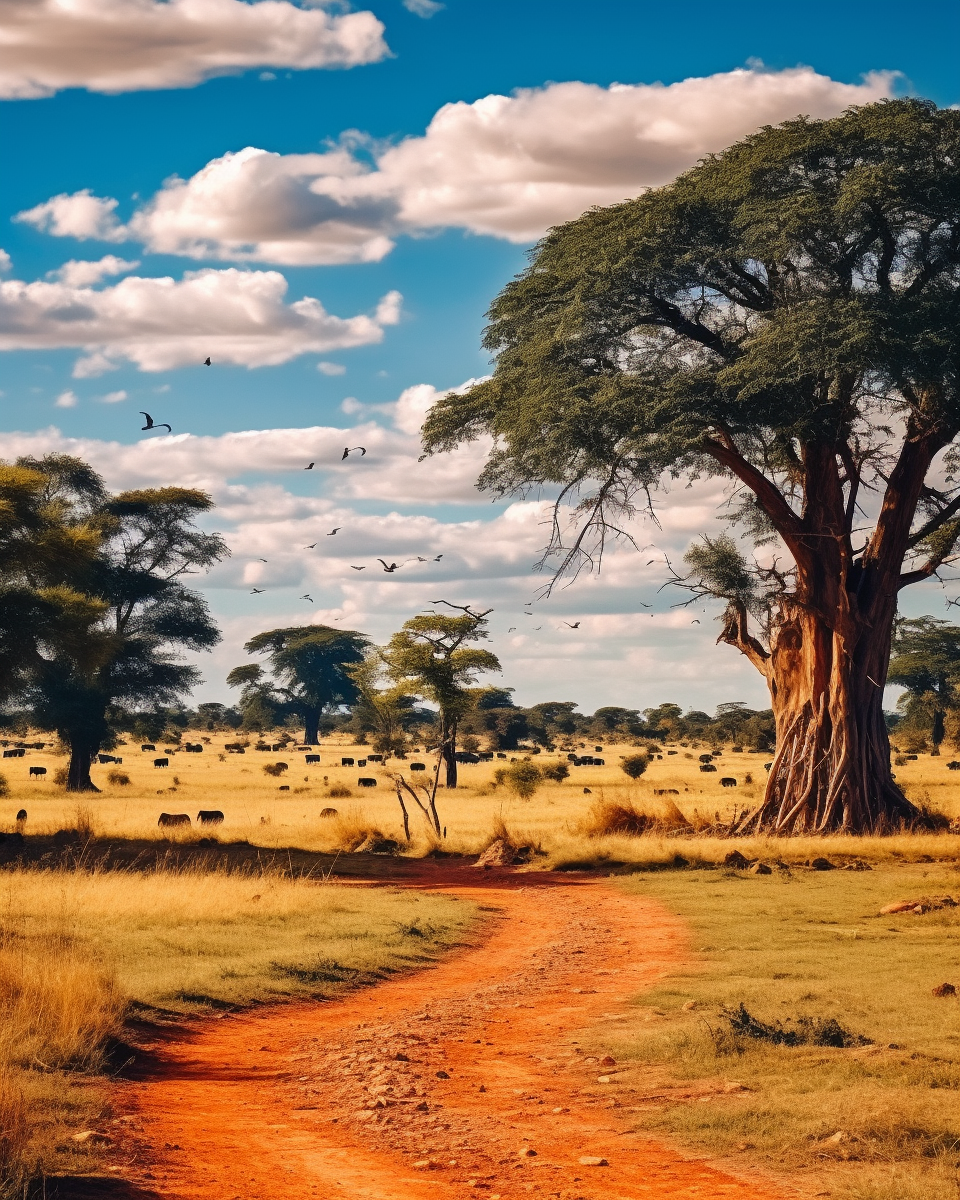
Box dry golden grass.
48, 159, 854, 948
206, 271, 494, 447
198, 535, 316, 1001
4, 735, 959, 865
0, 863, 474, 1194
586, 863, 960, 1200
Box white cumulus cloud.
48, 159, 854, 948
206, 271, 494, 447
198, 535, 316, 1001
47, 255, 141, 286
0, 266, 402, 373
54, 390, 78, 408
20, 67, 896, 264
0, 0, 389, 99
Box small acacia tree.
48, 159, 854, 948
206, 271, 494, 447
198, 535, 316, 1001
424, 99, 960, 835
384, 603, 500, 787
888, 617, 960, 751
228, 625, 368, 744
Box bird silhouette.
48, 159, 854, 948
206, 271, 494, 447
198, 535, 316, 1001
140, 411, 171, 433
534, 626, 543, 630
350, 565, 366, 570
342, 446, 366, 460
300, 594, 313, 603
691, 619, 701, 624
647, 559, 657, 565
304, 462, 315, 470
327, 528, 340, 536
203, 357, 211, 366
433, 554, 443, 561
303, 543, 317, 549
507, 626, 516, 632
250, 588, 264, 594
378, 559, 399, 572
258, 558, 268, 563
564, 621, 580, 629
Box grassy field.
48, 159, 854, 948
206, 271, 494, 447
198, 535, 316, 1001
583, 863, 960, 1200
0, 866, 475, 1196
3, 734, 960, 866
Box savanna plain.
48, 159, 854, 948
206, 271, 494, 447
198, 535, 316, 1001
1, 734, 959, 1200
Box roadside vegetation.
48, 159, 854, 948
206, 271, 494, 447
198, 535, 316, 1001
0, 865, 474, 1196
588, 865, 960, 1200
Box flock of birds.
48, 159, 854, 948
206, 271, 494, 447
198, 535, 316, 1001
140, 360, 704, 631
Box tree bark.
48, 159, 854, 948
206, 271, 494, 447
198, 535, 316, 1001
711, 431, 954, 835
66, 738, 100, 793
442, 718, 458, 789
302, 707, 320, 745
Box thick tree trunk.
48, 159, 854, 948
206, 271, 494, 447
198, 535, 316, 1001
66, 739, 100, 793
303, 707, 320, 745
443, 719, 458, 789
731, 601, 915, 833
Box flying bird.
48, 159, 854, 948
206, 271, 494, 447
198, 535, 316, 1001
647, 560, 657, 565
691, 619, 700, 624
564, 621, 580, 629
258, 558, 268, 563
378, 560, 399, 572
304, 462, 315, 470
327, 528, 340, 536
300, 594, 313, 603
342, 446, 366, 460
534, 626, 543, 630
507, 626, 516, 632
203, 357, 211, 366
433, 554, 443, 561
140, 412, 171, 433
303, 543, 317, 549
250, 588, 264, 594
350, 565, 366, 571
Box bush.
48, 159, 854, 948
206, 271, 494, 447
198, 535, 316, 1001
53, 767, 68, 787
328, 784, 352, 798
542, 761, 570, 783
621, 752, 649, 779
582, 796, 689, 837
107, 770, 130, 786
499, 759, 542, 799
0, 773, 8, 798
262, 762, 289, 777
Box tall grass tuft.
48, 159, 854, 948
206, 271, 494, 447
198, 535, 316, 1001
581, 796, 690, 837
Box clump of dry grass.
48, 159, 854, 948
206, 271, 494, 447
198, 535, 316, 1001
581, 795, 690, 837
107, 770, 130, 786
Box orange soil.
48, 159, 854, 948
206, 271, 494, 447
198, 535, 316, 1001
107, 866, 787, 1199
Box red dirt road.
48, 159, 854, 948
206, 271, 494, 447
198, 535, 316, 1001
111, 868, 785, 1200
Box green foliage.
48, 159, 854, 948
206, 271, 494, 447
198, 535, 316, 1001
888, 617, 960, 745
497, 759, 542, 799
347, 652, 420, 755
620, 752, 650, 780
541, 761, 570, 783
232, 626, 369, 741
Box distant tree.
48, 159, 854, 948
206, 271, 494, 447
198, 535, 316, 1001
423, 99, 960, 833
25, 476, 227, 790
590, 706, 641, 736
888, 617, 960, 751
621, 753, 649, 780
347, 652, 420, 756
496, 759, 542, 800
385, 604, 500, 787
229, 626, 368, 744
475, 686, 517, 709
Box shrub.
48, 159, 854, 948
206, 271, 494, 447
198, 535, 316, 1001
542, 761, 570, 783
621, 752, 649, 779
719, 1003, 870, 1049
53, 766, 68, 787
328, 784, 352, 799
582, 797, 690, 837
107, 770, 130, 786
262, 762, 289, 777
500, 759, 542, 799
0, 773, 8, 798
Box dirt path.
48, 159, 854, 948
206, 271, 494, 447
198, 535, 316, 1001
109, 868, 785, 1200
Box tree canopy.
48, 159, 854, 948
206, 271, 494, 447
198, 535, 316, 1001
888, 617, 960, 748
423, 98, 960, 833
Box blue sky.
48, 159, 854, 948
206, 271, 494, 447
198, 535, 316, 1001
0, 0, 955, 712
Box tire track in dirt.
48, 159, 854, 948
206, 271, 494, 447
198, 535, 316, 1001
110, 868, 786, 1199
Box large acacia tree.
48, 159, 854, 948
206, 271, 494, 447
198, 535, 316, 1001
423, 98, 960, 834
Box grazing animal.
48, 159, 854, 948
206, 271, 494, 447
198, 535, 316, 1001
16, 809, 27, 821
367, 754, 383, 762
410, 762, 426, 771
763, 762, 773, 771
305, 754, 321, 764
28, 766, 46, 778
583, 787, 592, 794
720, 777, 737, 787
699, 763, 717, 772
158, 813, 190, 827
654, 788, 680, 796
141, 744, 156, 751
320, 807, 338, 817
357, 777, 377, 787
153, 757, 169, 768
97, 754, 116, 764
357, 759, 367, 767
699, 753, 713, 763
2, 749, 23, 758
197, 810, 224, 825
278, 785, 290, 791
947, 761, 960, 770
341, 757, 355, 766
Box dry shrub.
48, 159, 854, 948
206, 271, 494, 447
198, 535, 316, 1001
327, 806, 386, 851
0, 775, 8, 799
262, 762, 288, 778
53, 767, 68, 787
327, 783, 352, 799
73, 806, 97, 840
107, 769, 130, 786
582, 796, 690, 838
